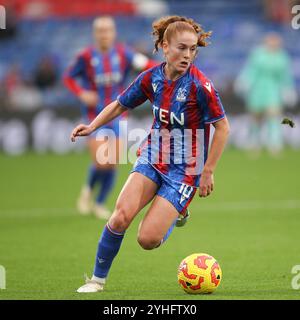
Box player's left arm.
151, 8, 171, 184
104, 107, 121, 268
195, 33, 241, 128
199, 117, 230, 198
198, 79, 230, 198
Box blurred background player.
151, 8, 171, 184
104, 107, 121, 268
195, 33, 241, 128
64, 16, 156, 219
235, 32, 297, 156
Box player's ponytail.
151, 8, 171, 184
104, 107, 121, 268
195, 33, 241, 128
152, 15, 212, 53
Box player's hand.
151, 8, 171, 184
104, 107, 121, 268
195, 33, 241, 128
79, 90, 99, 106
199, 169, 214, 197
71, 124, 93, 142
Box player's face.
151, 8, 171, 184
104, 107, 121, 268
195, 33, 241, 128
93, 18, 116, 51
264, 34, 282, 51
163, 31, 198, 74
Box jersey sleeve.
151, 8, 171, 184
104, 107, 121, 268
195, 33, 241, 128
117, 70, 153, 109
66, 52, 86, 78
63, 52, 86, 96
197, 80, 226, 124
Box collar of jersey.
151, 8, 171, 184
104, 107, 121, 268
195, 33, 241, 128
160, 62, 191, 83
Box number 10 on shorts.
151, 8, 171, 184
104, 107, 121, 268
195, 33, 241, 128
179, 183, 194, 204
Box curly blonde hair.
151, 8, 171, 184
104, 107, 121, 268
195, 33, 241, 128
152, 15, 212, 53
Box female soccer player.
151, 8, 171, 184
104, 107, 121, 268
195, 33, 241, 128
71, 15, 230, 293
64, 16, 155, 219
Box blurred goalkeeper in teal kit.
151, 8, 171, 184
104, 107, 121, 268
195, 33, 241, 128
235, 32, 297, 155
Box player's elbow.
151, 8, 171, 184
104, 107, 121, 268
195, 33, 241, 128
215, 117, 230, 137
116, 101, 128, 114
223, 119, 230, 136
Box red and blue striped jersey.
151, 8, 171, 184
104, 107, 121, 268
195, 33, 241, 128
64, 43, 152, 121
118, 62, 226, 187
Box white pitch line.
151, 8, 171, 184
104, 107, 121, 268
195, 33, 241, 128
0, 200, 299, 218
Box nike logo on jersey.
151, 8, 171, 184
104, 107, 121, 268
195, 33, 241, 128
152, 83, 158, 93
204, 81, 212, 93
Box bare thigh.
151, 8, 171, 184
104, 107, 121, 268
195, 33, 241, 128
137, 195, 179, 249
88, 137, 122, 170
108, 172, 159, 233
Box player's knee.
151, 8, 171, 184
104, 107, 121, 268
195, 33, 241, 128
109, 204, 131, 232
137, 234, 161, 250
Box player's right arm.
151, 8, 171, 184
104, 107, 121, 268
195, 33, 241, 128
71, 100, 126, 142
63, 51, 99, 107
71, 69, 153, 142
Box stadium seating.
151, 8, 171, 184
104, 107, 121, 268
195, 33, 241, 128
0, 0, 299, 107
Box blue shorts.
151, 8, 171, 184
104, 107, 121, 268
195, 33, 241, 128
131, 158, 197, 214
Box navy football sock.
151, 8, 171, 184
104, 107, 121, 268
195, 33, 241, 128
96, 168, 116, 204
93, 223, 125, 279
87, 165, 99, 190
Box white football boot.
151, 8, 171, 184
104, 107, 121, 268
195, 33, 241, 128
77, 275, 105, 293
93, 203, 111, 220
77, 186, 93, 215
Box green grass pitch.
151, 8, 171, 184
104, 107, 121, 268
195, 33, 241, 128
0, 149, 300, 300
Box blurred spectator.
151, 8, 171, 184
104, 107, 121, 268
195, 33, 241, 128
263, 0, 299, 24
3, 64, 22, 95
235, 33, 297, 155
8, 79, 42, 111
34, 56, 59, 90
1, 64, 22, 110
